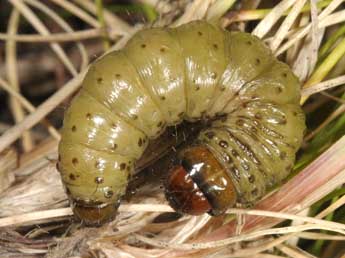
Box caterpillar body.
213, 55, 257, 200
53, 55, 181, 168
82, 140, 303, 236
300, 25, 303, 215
58, 21, 305, 225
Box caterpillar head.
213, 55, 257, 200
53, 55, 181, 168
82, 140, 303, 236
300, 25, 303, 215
164, 146, 237, 216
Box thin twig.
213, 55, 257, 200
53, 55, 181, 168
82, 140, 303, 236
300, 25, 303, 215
9, 0, 78, 76
6, 9, 33, 152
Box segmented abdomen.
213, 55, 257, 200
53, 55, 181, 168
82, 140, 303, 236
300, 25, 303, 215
58, 20, 305, 215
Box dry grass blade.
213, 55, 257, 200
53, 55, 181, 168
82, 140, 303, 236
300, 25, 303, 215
0, 28, 105, 42
6, 9, 33, 152
134, 224, 345, 250
253, 0, 296, 38
270, 0, 307, 52
50, 0, 100, 28
24, 0, 89, 70
9, 0, 77, 76
301, 75, 345, 96
276, 0, 345, 56
276, 243, 317, 258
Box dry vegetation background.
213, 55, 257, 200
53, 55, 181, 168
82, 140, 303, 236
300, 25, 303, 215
0, 0, 345, 257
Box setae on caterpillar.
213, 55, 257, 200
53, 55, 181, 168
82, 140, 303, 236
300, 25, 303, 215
57, 20, 306, 226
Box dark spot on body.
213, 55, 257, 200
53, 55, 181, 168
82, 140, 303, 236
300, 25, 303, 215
95, 161, 102, 169
120, 163, 126, 170
242, 162, 250, 170
72, 158, 78, 165
141, 44, 146, 48
97, 77, 103, 84
246, 40, 252, 45
198, 31, 203, 36
231, 166, 241, 181
213, 43, 218, 49
255, 58, 261, 65
276, 87, 283, 93
224, 153, 232, 163
131, 114, 138, 120
219, 140, 229, 148
104, 190, 114, 198
282, 72, 288, 78
86, 113, 92, 120
69, 173, 76, 180
160, 47, 166, 53
205, 131, 215, 139
248, 175, 255, 183
115, 73, 121, 78
160, 96, 166, 101
138, 138, 143, 147
72, 126, 77, 132
95, 177, 104, 184
255, 113, 262, 120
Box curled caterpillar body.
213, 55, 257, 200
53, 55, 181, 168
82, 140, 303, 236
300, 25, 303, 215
58, 21, 305, 225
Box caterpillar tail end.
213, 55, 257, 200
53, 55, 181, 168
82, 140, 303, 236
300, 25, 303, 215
71, 199, 120, 226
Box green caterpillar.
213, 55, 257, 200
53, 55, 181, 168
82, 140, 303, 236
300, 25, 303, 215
58, 20, 305, 225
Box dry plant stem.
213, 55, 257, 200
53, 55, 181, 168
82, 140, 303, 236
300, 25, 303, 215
315, 190, 345, 219
224, 235, 293, 258
276, 0, 345, 56
206, 0, 236, 21
252, 0, 296, 39
201, 135, 345, 242
24, 0, 89, 71
270, 0, 307, 52
9, 0, 77, 76
6, 9, 33, 152
0, 77, 60, 140
297, 232, 345, 240
301, 37, 345, 104
0, 204, 172, 227
320, 91, 345, 104
308, 0, 320, 77
0, 69, 86, 153
172, 0, 213, 26
276, 243, 317, 258
0, 28, 107, 42
50, 0, 100, 28
135, 223, 345, 250
301, 75, 345, 96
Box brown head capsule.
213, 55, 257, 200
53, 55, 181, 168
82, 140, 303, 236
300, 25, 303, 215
165, 146, 237, 216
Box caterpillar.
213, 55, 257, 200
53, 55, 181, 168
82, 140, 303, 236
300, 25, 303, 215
58, 20, 305, 225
